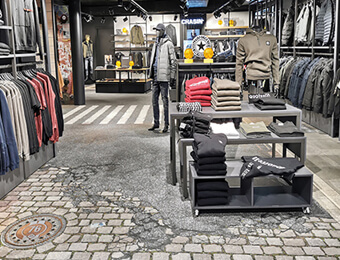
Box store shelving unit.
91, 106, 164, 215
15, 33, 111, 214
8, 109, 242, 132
0, 0, 56, 199
189, 161, 313, 217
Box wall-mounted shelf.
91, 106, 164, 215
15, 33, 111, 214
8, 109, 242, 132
0, 26, 12, 30
0, 54, 15, 59
280, 46, 334, 50
114, 47, 152, 51
207, 35, 245, 39
111, 34, 130, 36
205, 26, 249, 30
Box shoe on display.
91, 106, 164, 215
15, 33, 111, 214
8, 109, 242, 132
162, 126, 169, 133
148, 125, 159, 131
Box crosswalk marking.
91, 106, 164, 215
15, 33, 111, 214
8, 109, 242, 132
99, 105, 124, 125
117, 105, 137, 125
82, 105, 111, 125
65, 105, 99, 125
134, 105, 150, 124
63, 105, 86, 119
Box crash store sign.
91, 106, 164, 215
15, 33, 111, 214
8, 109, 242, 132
192, 35, 212, 58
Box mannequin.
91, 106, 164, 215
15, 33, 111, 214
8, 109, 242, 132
148, 23, 177, 133
82, 34, 94, 82
236, 27, 279, 96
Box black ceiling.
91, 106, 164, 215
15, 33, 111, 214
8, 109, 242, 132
55, 0, 249, 17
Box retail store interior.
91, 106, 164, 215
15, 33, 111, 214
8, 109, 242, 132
0, 0, 340, 259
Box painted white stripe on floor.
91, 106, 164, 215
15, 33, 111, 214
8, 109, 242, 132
82, 105, 111, 124
65, 105, 98, 125
117, 105, 137, 124
63, 105, 86, 119
134, 105, 150, 124
99, 105, 124, 125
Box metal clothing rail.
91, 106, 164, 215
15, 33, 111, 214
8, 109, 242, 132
282, 51, 335, 57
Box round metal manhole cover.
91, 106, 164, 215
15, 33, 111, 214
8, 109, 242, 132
1, 214, 66, 249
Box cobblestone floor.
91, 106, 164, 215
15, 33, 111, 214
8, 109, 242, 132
0, 166, 339, 260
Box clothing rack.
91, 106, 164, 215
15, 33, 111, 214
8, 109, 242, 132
276, 0, 340, 137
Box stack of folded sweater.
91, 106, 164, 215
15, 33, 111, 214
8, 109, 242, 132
179, 111, 212, 138
240, 121, 271, 138
185, 77, 212, 107
0, 42, 10, 56
211, 78, 241, 111
196, 181, 230, 206
210, 122, 240, 139
268, 121, 304, 137
191, 133, 227, 176
253, 96, 286, 110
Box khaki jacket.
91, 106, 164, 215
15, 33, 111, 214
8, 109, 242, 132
82, 40, 93, 58
130, 25, 144, 45
236, 28, 279, 86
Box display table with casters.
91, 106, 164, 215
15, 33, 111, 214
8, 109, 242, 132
189, 161, 313, 217
179, 133, 306, 199
95, 67, 151, 93
169, 101, 303, 186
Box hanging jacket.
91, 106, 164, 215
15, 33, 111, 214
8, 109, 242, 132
12, 0, 43, 55
149, 36, 177, 82
295, 3, 311, 44
130, 25, 144, 45
165, 24, 177, 46
0, 89, 19, 173
328, 69, 340, 118
323, 0, 333, 45
236, 28, 279, 86
281, 7, 294, 45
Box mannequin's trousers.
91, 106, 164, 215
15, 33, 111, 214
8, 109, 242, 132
152, 80, 169, 127
84, 56, 93, 79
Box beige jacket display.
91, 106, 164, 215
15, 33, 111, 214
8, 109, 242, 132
236, 28, 280, 86
130, 25, 144, 45
82, 40, 93, 58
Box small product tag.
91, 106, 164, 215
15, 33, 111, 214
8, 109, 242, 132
180, 123, 186, 129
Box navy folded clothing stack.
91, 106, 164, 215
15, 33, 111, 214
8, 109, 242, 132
196, 181, 230, 206
191, 133, 227, 176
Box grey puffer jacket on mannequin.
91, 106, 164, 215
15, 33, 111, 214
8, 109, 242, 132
149, 36, 177, 82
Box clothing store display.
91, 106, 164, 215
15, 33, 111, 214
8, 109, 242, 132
328, 69, 340, 119
165, 24, 177, 46
240, 156, 304, 181
253, 97, 286, 111
12, 0, 42, 54
240, 121, 271, 138
185, 77, 212, 107
130, 25, 144, 45
0, 89, 19, 175
179, 111, 211, 138
196, 180, 230, 206
236, 28, 279, 86
210, 122, 240, 139
295, 2, 314, 44
131, 52, 143, 68
268, 121, 304, 137
315, 0, 334, 45
82, 39, 93, 81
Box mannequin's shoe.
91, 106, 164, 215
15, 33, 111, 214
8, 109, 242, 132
162, 125, 169, 133
148, 125, 159, 131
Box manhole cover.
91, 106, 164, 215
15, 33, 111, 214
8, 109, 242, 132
1, 214, 66, 249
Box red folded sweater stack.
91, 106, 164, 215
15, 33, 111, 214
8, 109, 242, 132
185, 77, 212, 107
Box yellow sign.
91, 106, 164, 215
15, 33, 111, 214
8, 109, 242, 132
229, 20, 235, 27
122, 27, 128, 33
184, 48, 194, 59
129, 61, 134, 69
184, 59, 193, 63
218, 20, 223, 26
116, 61, 121, 68
204, 48, 214, 59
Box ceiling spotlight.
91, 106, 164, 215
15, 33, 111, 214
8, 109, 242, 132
142, 14, 147, 21
183, 12, 189, 18
180, 0, 187, 9
117, 0, 123, 7
130, 6, 136, 12
113, 17, 117, 23
174, 15, 178, 21
123, 16, 128, 22
213, 12, 221, 19
124, 2, 131, 11
137, 12, 141, 17
109, 8, 114, 16
83, 14, 93, 23
149, 16, 152, 21
101, 17, 106, 23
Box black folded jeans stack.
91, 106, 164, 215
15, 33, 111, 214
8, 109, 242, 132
254, 97, 287, 110
179, 111, 212, 138
196, 181, 230, 206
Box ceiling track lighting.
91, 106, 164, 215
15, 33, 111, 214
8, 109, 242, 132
101, 17, 106, 23
212, 0, 246, 18
108, 7, 114, 16
82, 13, 94, 23
174, 15, 178, 21
117, 0, 123, 7
123, 16, 128, 22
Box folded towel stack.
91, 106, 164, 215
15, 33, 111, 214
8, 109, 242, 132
185, 77, 212, 107
211, 78, 241, 111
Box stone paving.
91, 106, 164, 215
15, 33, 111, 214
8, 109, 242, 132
0, 166, 339, 259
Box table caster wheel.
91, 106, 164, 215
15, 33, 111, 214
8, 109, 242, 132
303, 207, 310, 214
